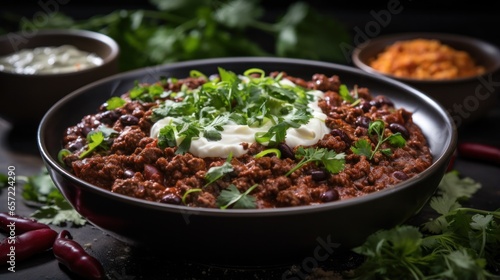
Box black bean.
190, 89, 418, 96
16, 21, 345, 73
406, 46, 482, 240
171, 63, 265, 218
160, 193, 182, 205
123, 169, 135, 178
360, 101, 371, 112
369, 96, 394, 108
98, 110, 119, 125
278, 143, 295, 159
80, 126, 92, 136
120, 114, 139, 126
392, 171, 409, 180
330, 128, 351, 144
320, 189, 339, 202
389, 123, 410, 139
67, 138, 85, 151
311, 170, 328, 181
356, 116, 371, 128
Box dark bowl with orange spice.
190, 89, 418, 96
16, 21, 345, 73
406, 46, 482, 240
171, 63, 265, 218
352, 32, 500, 127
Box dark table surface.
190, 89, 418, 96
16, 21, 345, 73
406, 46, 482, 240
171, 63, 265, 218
1, 3, 500, 279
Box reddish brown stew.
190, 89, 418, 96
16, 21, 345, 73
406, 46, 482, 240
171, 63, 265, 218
60, 71, 432, 209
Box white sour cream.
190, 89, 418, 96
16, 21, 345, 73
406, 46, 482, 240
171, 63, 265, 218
150, 89, 330, 158
0, 45, 103, 74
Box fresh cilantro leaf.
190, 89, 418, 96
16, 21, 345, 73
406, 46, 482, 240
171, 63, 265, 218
130, 83, 165, 102
338, 84, 356, 103
0, 173, 7, 188
216, 184, 258, 209
79, 131, 104, 159
354, 171, 500, 279
30, 200, 87, 227
203, 114, 229, 141
205, 153, 234, 186
158, 122, 177, 149
352, 120, 406, 160
214, 0, 263, 29
285, 147, 345, 177
20, 168, 87, 226
175, 122, 200, 154
437, 171, 482, 201
350, 138, 371, 158
105, 96, 126, 110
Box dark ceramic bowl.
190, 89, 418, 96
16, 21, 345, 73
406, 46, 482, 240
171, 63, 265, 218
38, 57, 457, 266
352, 32, 500, 127
0, 29, 119, 126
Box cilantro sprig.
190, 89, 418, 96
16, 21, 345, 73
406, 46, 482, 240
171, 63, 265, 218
155, 67, 316, 154
285, 147, 345, 177
352, 171, 500, 279
21, 168, 87, 226
78, 125, 118, 159
351, 120, 406, 160
216, 184, 258, 209
205, 153, 234, 186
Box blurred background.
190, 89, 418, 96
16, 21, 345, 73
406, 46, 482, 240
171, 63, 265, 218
2, 0, 499, 72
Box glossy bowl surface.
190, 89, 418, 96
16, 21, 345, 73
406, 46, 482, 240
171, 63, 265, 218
0, 29, 119, 125
38, 57, 457, 266
352, 32, 500, 126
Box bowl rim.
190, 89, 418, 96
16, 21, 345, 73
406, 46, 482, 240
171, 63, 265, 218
351, 32, 500, 84
0, 28, 119, 77
38, 56, 457, 217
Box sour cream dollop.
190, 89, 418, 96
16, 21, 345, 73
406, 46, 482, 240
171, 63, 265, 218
150, 88, 330, 158
0, 45, 103, 74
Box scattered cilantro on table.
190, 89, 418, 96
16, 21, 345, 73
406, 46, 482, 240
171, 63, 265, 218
0, 173, 7, 188
20, 168, 87, 227
350, 171, 500, 279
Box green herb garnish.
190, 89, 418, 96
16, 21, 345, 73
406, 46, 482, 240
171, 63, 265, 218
181, 188, 203, 205
21, 168, 86, 226
78, 125, 118, 159
352, 171, 499, 279
285, 147, 345, 177
338, 84, 356, 103
217, 184, 258, 209
105, 96, 127, 110
351, 120, 406, 160
155, 67, 316, 154
205, 153, 234, 186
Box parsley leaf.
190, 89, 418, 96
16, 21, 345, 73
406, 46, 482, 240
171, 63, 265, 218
216, 184, 258, 209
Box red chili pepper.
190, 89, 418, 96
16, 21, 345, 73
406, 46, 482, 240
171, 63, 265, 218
0, 212, 50, 234
457, 142, 500, 165
53, 230, 105, 280
0, 228, 57, 265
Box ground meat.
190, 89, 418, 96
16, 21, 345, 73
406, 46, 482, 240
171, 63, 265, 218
61, 71, 433, 209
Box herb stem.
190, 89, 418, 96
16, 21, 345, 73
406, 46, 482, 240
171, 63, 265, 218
248, 20, 279, 33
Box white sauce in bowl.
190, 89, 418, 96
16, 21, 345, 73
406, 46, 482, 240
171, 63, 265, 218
0, 45, 103, 74
150, 89, 330, 158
